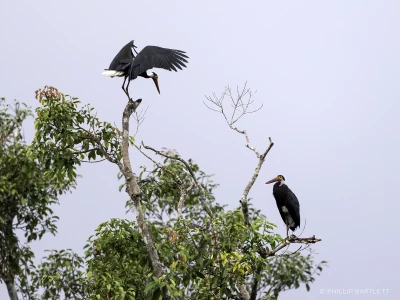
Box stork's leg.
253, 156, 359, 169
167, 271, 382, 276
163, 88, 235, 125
121, 76, 127, 93
125, 79, 131, 100
121, 77, 131, 100
284, 216, 290, 239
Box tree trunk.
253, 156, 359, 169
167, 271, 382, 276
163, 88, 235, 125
121, 99, 170, 300
5, 279, 18, 300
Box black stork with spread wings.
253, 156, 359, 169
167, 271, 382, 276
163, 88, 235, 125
102, 40, 189, 99
266, 175, 301, 237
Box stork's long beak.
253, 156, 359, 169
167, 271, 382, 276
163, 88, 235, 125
152, 77, 160, 94
265, 176, 280, 184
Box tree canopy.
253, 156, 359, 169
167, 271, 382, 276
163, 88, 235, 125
1, 86, 325, 300
0, 97, 76, 299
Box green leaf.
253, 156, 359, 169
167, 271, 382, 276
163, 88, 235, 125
144, 281, 157, 294
152, 288, 161, 300
195, 270, 205, 279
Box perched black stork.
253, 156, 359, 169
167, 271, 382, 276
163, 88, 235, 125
102, 40, 189, 99
265, 175, 300, 237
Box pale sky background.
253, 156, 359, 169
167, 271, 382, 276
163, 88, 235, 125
1, 0, 399, 299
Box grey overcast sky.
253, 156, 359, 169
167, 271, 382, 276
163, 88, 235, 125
1, 0, 399, 299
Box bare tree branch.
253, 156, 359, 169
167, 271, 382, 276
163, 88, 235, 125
132, 105, 149, 137
141, 142, 214, 218
134, 144, 183, 187
205, 84, 275, 300
118, 98, 171, 300
240, 137, 274, 226
204, 83, 262, 128
205, 84, 275, 227
268, 235, 322, 257
75, 124, 122, 167
80, 158, 106, 163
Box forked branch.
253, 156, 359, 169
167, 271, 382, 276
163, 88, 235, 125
205, 84, 274, 226
132, 105, 149, 137
204, 82, 263, 127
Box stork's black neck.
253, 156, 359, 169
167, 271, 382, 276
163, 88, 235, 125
139, 72, 150, 78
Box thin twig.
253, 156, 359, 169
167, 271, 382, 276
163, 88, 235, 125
80, 158, 107, 163
297, 219, 307, 238
141, 142, 214, 218
134, 144, 182, 184
132, 106, 149, 137
75, 124, 122, 167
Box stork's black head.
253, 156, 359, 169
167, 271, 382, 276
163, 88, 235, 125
265, 175, 285, 184
149, 72, 160, 94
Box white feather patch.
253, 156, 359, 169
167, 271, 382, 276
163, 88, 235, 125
281, 206, 295, 227
102, 70, 124, 77
146, 70, 155, 77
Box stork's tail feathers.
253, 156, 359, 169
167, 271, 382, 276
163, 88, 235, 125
102, 70, 125, 77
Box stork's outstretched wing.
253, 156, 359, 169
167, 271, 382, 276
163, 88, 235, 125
107, 41, 134, 72
129, 46, 189, 80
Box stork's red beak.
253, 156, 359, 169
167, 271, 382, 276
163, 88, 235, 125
265, 176, 280, 184
152, 77, 160, 94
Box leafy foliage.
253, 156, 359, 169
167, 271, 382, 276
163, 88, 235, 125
85, 219, 150, 299
21, 249, 86, 299
0, 97, 76, 296
31, 86, 132, 173
262, 254, 326, 298
85, 157, 323, 299
12, 88, 326, 299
